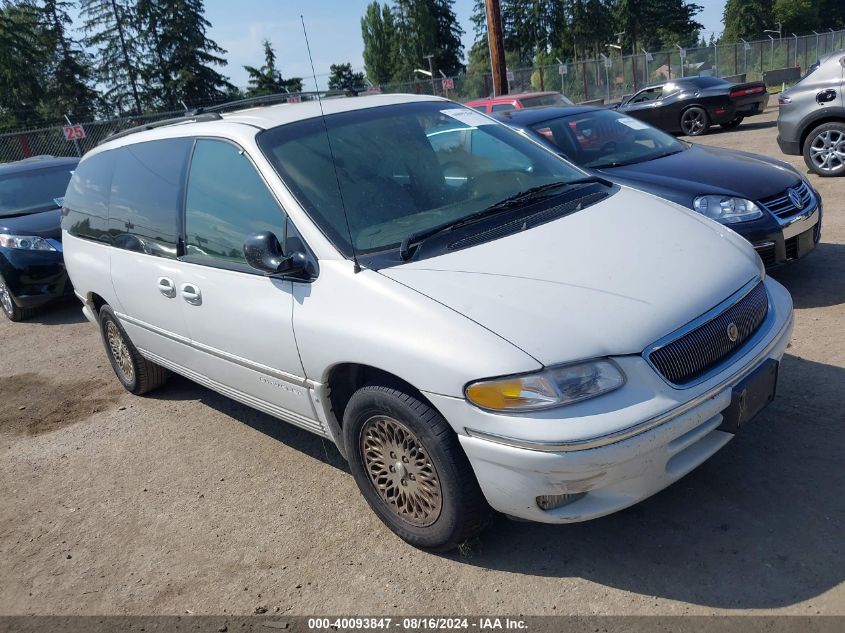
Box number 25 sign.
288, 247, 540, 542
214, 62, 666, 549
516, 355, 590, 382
63, 124, 86, 141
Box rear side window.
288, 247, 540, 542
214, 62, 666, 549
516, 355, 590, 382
62, 152, 115, 243
184, 139, 286, 266
108, 138, 192, 259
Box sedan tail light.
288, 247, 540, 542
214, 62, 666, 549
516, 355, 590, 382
730, 85, 766, 98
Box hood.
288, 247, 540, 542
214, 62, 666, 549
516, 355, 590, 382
600, 144, 800, 203
379, 187, 760, 366
0, 207, 62, 240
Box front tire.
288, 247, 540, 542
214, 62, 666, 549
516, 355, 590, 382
0, 275, 35, 322
99, 305, 169, 395
803, 122, 845, 177
343, 384, 491, 551
680, 106, 710, 136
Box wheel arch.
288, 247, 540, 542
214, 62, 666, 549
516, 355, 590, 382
323, 362, 443, 458
799, 113, 845, 151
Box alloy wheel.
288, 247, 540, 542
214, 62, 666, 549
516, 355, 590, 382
681, 109, 706, 135
0, 280, 13, 316
106, 320, 135, 382
809, 129, 845, 173
360, 415, 443, 527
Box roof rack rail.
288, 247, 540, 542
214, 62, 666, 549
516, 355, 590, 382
200, 89, 353, 114
101, 111, 223, 145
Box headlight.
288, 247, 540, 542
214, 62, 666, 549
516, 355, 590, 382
0, 234, 57, 251
465, 359, 625, 412
692, 196, 763, 224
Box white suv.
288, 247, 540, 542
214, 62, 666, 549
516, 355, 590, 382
62, 94, 793, 550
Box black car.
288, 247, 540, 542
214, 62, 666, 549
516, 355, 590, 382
614, 76, 769, 136
0, 155, 78, 321
495, 106, 821, 268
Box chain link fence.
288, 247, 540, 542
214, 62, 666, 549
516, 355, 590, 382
2, 28, 844, 164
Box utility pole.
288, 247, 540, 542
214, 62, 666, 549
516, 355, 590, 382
485, 0, 507, 96
423, 54, 436, 96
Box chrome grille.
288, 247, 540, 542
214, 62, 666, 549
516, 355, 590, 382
759, 181, 814, 219
646, 281, 769, 386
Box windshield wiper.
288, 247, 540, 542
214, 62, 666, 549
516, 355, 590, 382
398, 176, 606, 261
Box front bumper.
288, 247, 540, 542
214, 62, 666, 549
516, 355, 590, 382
742, 198, 822, 268
0, 246, 71, 308
426, 277, 793, 523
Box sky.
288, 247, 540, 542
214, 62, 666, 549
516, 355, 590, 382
203, 0, 728, 90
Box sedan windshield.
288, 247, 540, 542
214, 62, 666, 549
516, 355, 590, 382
0, 166, 75, 217
529, 109, 685, 169
258, 101, 585, 257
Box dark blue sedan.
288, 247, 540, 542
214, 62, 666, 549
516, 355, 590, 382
493, 106, 822, 267
0, 155, 78, 321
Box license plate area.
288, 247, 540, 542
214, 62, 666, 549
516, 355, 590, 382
718, 359, 779, 433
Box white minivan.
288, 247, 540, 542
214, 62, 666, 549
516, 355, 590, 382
62, 95, 793, 550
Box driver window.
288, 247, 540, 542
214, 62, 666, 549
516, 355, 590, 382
631, 88, 660, 103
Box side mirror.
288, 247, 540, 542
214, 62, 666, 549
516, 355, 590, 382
243, 231, 307, 276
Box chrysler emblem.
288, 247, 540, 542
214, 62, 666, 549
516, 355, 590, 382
727, 322, 739, 342
788, 187, 804, 209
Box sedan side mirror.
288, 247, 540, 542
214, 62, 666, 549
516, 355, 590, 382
243, 231, 306, 276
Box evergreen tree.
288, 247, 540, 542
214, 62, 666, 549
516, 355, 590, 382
393, 0, 464, 81
80, 0, 143, 114
723, 0, 773, 41
614, 0, 702, 54
0, 2, 49, 129
40, 0, 99, 121
244, 40, 302, 97
138, 0, 233, 109
361, 1, 398, 85
328, 63, 367, 92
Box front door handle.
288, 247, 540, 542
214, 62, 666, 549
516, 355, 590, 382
180, 283, 202, 306
157, 277, 176, 298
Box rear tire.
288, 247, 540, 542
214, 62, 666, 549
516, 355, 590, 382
343, 384, 491, 551
721, 114, 744, 130
99, 305, 169, 395
802, 122, 845, 177
680, 106, 710, 136
0, 276, 36, 322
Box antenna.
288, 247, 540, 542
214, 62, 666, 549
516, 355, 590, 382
300, 15, 361, 274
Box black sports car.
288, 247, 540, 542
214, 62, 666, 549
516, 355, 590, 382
0, 155, 78, 321
494, 106, 821, 268
614, 76, 769, 136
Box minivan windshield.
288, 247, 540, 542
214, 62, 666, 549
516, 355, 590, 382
0, 165, 75, 217
529, 109, 685, 168
257, 101, 585, 257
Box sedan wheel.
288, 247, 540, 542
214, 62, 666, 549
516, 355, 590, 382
804, 123, 845, 177
0, 276, 34, 322
680, 107, 710, 136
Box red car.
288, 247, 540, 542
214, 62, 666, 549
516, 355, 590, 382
464, 91, 574, 114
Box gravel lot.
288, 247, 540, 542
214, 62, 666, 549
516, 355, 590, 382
1, 104, 843, 616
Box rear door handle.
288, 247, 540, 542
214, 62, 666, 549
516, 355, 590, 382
180, 283, 202, 306
157, 277, 176, 298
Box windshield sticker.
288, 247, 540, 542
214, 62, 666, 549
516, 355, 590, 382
617, 117, 650, 130
53, 197, 65, 207
440, 108, 493, 127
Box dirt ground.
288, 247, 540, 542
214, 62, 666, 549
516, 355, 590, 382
1, 104, 843, 616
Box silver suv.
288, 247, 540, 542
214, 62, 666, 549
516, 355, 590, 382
777, 50, 845, 176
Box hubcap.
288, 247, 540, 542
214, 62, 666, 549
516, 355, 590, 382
0, 281, 13, 316
360, 415, 442, 527
106, 320, 135, 382
682, 110, 704, 134
809, 130, 845, 172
